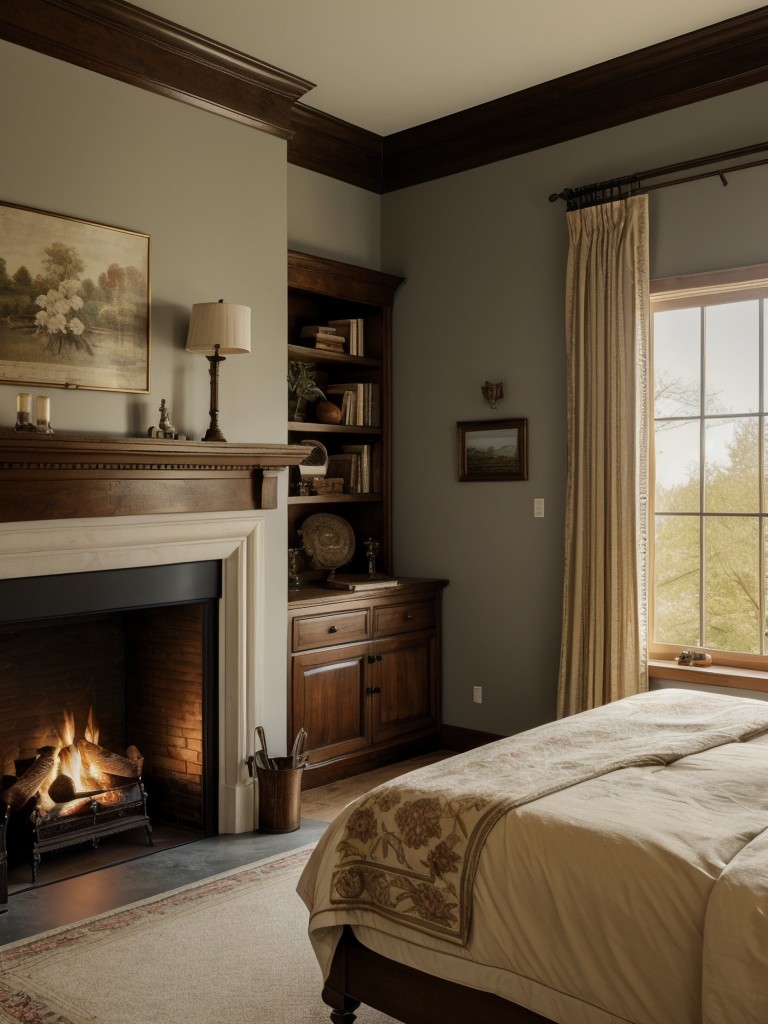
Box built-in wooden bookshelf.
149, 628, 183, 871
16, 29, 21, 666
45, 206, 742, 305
287, 250, 404, 580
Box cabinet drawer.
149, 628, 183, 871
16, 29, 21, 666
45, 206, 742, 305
292, 609, 370, 651
374, 600, 435, 637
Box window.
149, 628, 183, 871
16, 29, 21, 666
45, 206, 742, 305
651, 265, 768, 668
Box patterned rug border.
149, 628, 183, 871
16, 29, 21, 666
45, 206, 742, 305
0, 843, 317, 967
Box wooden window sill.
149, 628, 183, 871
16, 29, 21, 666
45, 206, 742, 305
648, 659, 768, 694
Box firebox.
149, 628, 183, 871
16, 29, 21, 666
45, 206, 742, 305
0, 561, 220, 899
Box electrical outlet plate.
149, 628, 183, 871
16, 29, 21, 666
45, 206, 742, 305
473, 685, 482, 704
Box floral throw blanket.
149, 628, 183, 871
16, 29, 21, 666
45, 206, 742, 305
328, 690, 768, 944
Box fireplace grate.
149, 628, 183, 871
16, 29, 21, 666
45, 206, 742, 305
31, 780, 153, 883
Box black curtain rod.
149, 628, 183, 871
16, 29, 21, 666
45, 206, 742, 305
549, 139, 768, 210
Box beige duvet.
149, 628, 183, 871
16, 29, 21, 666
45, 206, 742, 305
298, 690, 768, 1024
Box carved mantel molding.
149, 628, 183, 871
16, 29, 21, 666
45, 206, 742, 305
0, 432, 308, 523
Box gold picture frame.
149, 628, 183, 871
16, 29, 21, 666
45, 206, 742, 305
0, 200, 150, 393
457, 418, 528, 482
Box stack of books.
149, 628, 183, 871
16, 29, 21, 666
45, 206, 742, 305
300, 325, 346, 353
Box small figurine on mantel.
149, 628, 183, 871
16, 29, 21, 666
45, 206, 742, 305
148, 399, 183, 439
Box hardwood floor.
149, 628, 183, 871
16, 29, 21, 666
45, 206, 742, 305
301, 751, 452, 822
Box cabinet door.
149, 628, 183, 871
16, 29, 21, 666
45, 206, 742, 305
370, 631, 439, 745
292, 642, 370, 763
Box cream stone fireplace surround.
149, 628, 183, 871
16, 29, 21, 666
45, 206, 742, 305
0, 433, 307, 834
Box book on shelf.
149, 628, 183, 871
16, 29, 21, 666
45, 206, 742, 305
326, 574, 398, 592
314, 337, 346, 353
326, 452, 359, 493
325, 382, 380, 426
328, 318, 365, 356
342, 443, 372, 492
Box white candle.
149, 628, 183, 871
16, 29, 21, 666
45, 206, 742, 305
16, 393, 31, 414
36, 396, 50, 423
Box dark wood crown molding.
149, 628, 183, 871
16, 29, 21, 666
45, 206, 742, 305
0, 0, 314, 139
4, 0, 768, 190
289, 104, 383, 192
381, 6, 768, 191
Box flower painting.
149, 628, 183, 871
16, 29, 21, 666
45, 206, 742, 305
0, 201, 150, 392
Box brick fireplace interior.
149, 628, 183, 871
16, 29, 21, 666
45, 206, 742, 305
0, 561, 220, 886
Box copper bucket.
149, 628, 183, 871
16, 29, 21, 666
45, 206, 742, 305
256, 757, 303, 833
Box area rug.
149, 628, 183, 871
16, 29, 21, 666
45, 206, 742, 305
0, 845, 396, 1024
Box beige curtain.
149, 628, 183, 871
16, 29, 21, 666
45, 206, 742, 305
557, 195, 650, 717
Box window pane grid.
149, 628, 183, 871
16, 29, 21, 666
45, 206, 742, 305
652, 276, 768, 660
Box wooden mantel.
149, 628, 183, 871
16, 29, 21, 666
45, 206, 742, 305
0, 432, 308, 523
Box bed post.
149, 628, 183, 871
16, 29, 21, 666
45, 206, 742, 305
322, 926, 361, 1023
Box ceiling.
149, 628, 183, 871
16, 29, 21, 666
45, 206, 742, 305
138, 0, 764, 135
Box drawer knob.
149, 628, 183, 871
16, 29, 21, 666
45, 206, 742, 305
328, 625, 338, 633
366, 686, 381, 695
376, 654, 383, 661
404, 612, 413, 621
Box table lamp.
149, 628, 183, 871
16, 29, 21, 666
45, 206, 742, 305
186, 299, 251, 441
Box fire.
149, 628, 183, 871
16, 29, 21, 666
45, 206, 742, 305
33, 707, 115, 814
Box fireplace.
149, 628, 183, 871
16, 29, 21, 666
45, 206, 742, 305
0, 432, 308, 908
0, 561, 221, 881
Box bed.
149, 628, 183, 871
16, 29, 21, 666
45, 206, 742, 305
297, 689, 768, 1024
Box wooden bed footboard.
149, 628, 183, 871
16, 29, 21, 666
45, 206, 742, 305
322, 925, 554, 1024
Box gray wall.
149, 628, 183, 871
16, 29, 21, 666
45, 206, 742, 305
380, 80, 768, 735
0, 40, 291, 749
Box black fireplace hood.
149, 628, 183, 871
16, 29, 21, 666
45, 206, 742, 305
0, 561, 221, 625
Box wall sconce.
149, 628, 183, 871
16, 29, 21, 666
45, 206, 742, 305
186, 299, 251, 442
481, 381, 504, 409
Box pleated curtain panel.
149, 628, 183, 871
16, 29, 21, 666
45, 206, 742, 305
557, 195, 650, 716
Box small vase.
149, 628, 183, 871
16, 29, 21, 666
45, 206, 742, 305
289, 396, 308, 421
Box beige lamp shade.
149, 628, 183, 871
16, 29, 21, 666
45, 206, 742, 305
185, 301, 251, 355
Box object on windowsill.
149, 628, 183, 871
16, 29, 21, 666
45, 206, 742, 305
325, 574, 398, 592
675, 650, 713, 666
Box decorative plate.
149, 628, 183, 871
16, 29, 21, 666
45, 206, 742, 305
300, 513, 355, 570
298, 439, 329, 478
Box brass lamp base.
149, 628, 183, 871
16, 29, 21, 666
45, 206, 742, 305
202, 347, 227, 442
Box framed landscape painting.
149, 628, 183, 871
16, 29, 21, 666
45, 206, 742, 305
457, 418, 528, 481
0, 201, 150, 393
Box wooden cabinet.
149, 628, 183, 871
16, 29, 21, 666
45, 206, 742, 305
289, 580, 446, 787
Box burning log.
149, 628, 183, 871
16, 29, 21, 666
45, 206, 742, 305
46, 774, 105, 803
0, 747, 56, 812
76, 739, 143, 779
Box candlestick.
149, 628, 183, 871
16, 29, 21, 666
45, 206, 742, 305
35, 395, 54, 434
15, 392, 35, 431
